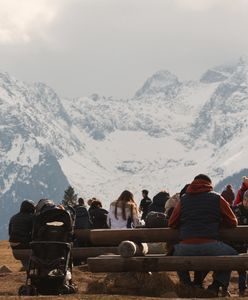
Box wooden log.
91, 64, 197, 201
73, 229, 91, 243
118, 241, 148, 258
90, 228, 178, 245
12, 246, 119, 260
72, 247, 119, 258
88, 254, 248, 273
89, 226, 248, 245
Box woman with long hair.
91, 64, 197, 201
107, 190, 140, 228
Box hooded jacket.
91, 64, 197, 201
9, 200, 35, 245
234, 178, 248, 206
148, 191, 170, 213
168, 179, 237, 242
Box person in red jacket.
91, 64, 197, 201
169, 174, 237, 296
234, 176, 248, 206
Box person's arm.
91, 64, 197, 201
106, 212, 111, 228
168, 202, 181, 228
220, 196, 238, 227
132, 205, 141, 227
234, 190, 241, 206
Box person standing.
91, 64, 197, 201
139, 189, 152, 220
234, 176, 248, 206
168, 174, 237, 296
221, 184, 235, 206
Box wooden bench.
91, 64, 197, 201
86, 226, 248, 245
12, 226, 248, 272
85, 226, 248, 273
88, 254, 248, 272
12, 229, 118, 260
12, 246, 119, 261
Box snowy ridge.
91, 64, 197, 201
1, 57, 248, 238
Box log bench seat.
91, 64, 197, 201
12, 246, 119, 260
12, 226, 248, 274
87, 254, 248, 273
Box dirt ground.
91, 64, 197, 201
0, 240, 244, 299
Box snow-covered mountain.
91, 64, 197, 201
1, 57, 248, 239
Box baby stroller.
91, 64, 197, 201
19, 206, 77, 295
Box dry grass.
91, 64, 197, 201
0, 240, 246, 299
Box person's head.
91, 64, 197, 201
194, 174, 212, 183
90, 199, 102, 209
36, 198, 54, 215
243, 190, 248, 208
78, 197, 85, 206
20, 199, 35, 214
115, 190, 136, 220
142, 189, 149, 197
87, 199, 93, 206
243, 176, 248, 188
226, 184, 233, 190
117, 190, 135, 204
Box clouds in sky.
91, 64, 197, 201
0, 0, 61, 43
0, 0, 248, 98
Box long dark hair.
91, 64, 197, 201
114, 190, 137, 220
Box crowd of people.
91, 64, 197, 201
8, 174, 248, 297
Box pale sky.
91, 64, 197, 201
0, 0, 248, 98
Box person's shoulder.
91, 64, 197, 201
9, 213, 18, 223
208, 191, 221, 198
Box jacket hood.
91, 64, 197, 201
186, 179, 213, 194
20, 200, 35, 213
152, 191, 170, 206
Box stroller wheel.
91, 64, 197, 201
18, 284, 37, 296
68, 283, 78, 294
60, 284, 71, 294
60, 283, 78, 294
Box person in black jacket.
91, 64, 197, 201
74, 198, 91, 230
9, 199, 35, 269
139, 190, 152, 220
89, 199, 109, 229
148, 190, 170, 213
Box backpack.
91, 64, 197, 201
74, 206, 91, 229
145, 211, 168, 228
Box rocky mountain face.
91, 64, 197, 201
1, 57, 248, 239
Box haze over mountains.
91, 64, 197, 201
1, 57, 248, 238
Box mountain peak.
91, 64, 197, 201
200, 64, 237, 84
135, 70, 180, 98
238, 55, 248, 66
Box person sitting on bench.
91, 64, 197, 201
168, 174, 238, 297
9, 199, 35, 270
